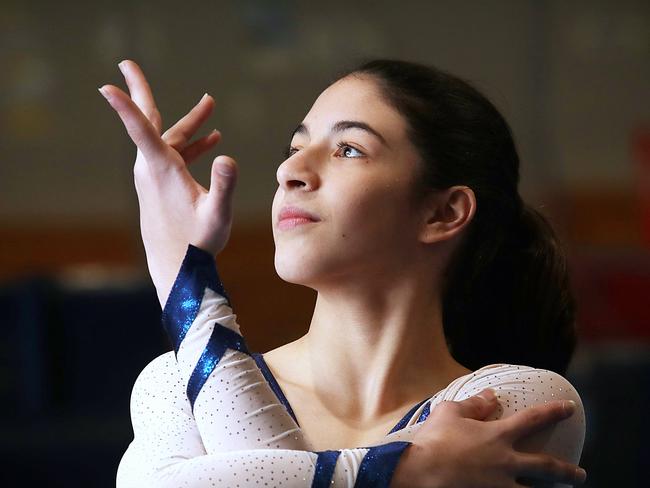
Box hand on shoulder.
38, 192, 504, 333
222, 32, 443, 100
391, 374, 587, 488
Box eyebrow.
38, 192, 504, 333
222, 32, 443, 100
290, 120, 389, 147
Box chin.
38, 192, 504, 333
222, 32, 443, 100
274, 239, 346, 288
273, 251, 316, 286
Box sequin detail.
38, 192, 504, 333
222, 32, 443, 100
162, 245, 230, 354
311, 450, 341, 488
187, 323, 250, 410
417, 400, 432, 423
388, 398, 428, 434
354, 441, 412, 487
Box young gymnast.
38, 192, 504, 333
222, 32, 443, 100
100, 59, 587, 487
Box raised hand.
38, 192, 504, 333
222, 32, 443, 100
391, 390, 587, 488
99, 60, 237, 305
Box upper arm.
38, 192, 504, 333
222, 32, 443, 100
449, 365, 586, 464
117, 351, 207, 487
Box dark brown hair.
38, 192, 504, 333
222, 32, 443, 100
338, 59, 576, 374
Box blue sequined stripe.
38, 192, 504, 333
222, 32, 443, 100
162, 245, 231, 354
311, 450, 341, 488
353, 441, 412, 488
187, 323, 250, 410
417, 400, 432, 422
251, 352, 299, 426
388, 398, 429, 434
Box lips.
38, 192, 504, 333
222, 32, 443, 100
277, 205, 320, 230
278, 206, 319, 221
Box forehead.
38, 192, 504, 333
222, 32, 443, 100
298, 75, 409, 144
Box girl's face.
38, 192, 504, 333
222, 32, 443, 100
272, 75, 426, 288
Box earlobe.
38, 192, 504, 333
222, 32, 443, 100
419, 186, 476, 244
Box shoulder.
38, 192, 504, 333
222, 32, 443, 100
443, 364, 583, 410
442, 364, 586, 463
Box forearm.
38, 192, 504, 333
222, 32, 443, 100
119, 441, 410, 488
118, 352, 412, 488
160, 244, 307, 453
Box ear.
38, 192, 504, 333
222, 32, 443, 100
419, 186, 476, 244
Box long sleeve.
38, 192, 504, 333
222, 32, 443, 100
116, 245, 411, 487
159, 244, 306, 454
116, 352, 409, 488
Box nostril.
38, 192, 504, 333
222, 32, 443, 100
288, 179, 307, 188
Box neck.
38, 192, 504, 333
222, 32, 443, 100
293, 266, 469, 422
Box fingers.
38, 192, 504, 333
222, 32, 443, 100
515, 452, 587, 485
180, 130, 222, 165
502, 400, 576, 440
99, 84, 169, 164
438, 388, 499, 421
118, 60, 163, 132
162, 94, 216, 151
209, 155, 238, 222
105, 60, 218, 166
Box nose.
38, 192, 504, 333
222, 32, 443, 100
276, 149, 320, 192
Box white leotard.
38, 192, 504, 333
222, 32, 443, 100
116, 245, 585, 487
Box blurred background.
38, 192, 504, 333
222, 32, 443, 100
1, 0, 648, 486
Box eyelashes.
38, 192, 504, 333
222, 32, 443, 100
282, 144, 295, 159
282, 142, 366, 160
335, 142, 364, 158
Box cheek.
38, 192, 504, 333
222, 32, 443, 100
336, 181, 416, 240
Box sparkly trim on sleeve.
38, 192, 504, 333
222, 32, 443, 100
311, 450, 342, 488
186, 322, 250, 409
353, 441, 412, 488
161, 244, 248, 411
158, 244, 309, 457
161, 244, 230, 354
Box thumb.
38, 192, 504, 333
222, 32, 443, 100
209, 155, 238, 221
453, 389, 499, 420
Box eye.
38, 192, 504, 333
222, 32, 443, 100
283, 142, 366, 160
335, 142, 365, 158
283, 144, 299, 159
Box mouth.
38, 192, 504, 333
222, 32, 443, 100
277, 205, 320, 230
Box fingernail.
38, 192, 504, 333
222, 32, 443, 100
98, 86, 111, 101
563, 400, 576, 415
477, 388, 496, 402
216, 160, 234, 176
575, 467, 587, 483
200, 93, 209, 103
118, 60, 127, 73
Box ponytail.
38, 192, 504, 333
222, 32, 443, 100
442, 203, 576, 374
340, 59, 577, 374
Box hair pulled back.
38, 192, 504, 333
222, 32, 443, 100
339, 59, 576, 374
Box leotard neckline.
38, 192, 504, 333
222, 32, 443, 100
252, 352, 299, 424
251, 352, 429, 436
